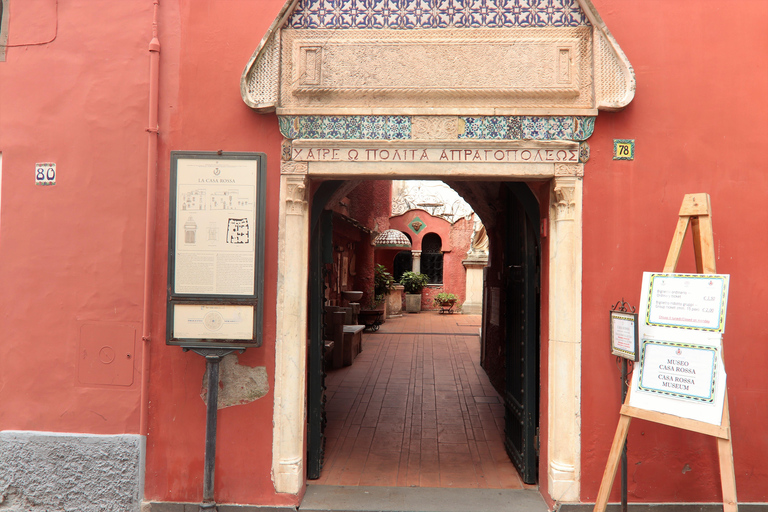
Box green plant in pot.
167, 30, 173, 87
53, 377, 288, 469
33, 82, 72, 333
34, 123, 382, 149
434, 292, 458, 313
400, 271, 429, 313
433, 292, 458, 306
370, 264, 395, 309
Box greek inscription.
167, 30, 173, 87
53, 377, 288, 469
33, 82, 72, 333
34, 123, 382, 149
291, 146, 580, 163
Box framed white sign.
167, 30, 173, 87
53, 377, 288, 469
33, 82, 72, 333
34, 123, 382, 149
638, 339, 717, 403
610, 310, 638, 361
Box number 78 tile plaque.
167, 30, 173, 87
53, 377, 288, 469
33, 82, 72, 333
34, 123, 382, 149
613, 139, 635, 160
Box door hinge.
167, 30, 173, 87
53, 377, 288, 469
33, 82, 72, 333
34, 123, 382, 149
535, 426, 540, 455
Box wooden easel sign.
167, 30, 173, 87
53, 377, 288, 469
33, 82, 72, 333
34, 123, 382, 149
594, 193, 738, 512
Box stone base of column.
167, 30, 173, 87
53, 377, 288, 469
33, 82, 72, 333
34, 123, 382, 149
548, 460, 579, 503
274, 457, 302, 495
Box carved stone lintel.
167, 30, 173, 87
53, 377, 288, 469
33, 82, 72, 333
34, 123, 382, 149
412, 116, 459, 140
285, 175, 308, 216
553, 177, 578, 221
554, 163, 583, 177
281, 160, 308, 175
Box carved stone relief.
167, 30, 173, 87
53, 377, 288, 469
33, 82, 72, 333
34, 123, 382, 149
285, 175, 308, 216
553, 177, 578, 220
281, 28, 593, 112
412, 116, 459, 140
554, 163, 583, 177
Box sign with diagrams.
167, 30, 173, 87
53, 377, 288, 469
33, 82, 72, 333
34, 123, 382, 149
166, 152, 267, 348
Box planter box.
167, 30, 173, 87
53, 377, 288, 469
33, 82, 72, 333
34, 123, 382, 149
404, 293, 422, 313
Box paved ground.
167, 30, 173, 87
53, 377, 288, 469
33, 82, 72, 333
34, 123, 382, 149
314, 311, 535, 491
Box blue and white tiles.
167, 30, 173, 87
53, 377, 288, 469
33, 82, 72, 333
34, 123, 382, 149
460, 115, 593, 140
280, 115, 412, 140
288, 0, 590, 30
279, 115, 595, 141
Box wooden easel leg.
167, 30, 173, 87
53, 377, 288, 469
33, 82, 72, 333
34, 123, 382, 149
594, 414, 632, 512
694, 214, 717, 274
718, 398, 738, 512
663, 216, 690, 273
718, 436, 738, 512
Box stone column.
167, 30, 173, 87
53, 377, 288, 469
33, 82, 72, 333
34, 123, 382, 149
461, 257, 487, 315
547, 169, 583, 502
273, 162, 309, 494
411, 250, 422, 273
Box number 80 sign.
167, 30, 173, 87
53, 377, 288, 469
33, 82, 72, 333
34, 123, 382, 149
35, 162, 56, 186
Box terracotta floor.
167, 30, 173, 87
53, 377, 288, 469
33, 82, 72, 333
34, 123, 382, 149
315, 311, 532, 490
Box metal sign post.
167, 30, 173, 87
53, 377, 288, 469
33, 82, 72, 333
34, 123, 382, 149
188, 347, 243, 511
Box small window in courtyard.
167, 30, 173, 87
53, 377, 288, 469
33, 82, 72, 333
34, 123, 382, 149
393, 250, 412, 282
421, 233, 443, 284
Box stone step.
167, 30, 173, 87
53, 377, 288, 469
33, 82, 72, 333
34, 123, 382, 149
298, 485, 549, 512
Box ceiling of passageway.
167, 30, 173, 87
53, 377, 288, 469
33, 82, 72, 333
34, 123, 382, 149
317, 179, 525, 234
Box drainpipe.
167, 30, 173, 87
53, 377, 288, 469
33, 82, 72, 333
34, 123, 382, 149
140, 0, 160, 438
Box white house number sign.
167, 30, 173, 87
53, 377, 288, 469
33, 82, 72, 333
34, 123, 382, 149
35, 162, 56, 186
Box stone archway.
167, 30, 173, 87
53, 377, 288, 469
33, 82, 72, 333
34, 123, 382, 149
241, 0, 634, 503
273, 154, 582, 501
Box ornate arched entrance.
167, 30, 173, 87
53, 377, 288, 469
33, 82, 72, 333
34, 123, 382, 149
240, 0, 634, 503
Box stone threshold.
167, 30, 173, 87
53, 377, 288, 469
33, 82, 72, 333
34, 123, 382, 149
143, 504, 292, 512
558, 505, 765, 512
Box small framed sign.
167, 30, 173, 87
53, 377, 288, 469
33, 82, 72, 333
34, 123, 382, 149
610, 310, 639, 361
166, 151, 267, 349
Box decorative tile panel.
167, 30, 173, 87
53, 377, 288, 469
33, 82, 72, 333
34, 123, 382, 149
458, 115, 594, 141
288, 0, 590, 30
279, 115, 412, 140
279, 115, 594, 141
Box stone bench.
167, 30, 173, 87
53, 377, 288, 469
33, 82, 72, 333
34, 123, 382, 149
342, 325, 364, 366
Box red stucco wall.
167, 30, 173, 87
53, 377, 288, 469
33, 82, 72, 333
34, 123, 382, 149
581, 0, 768, 503
144, 0, 292, 506
1, 0, 767, 507
0, 0, 150, 435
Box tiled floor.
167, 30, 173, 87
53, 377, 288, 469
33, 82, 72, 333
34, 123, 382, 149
315, 311, 532, 490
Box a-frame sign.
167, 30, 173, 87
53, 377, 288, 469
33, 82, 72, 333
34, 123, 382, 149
594, 193, 737, 512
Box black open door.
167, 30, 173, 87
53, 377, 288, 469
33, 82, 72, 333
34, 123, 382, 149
307, 182, 342, 479
503, 183, 540, 485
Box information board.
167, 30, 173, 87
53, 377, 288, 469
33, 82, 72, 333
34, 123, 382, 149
166, 152, 267, 348
628, 272, 730, 425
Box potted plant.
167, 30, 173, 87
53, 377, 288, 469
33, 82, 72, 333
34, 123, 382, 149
433, 292, 458, 313
373, 264, 395, 306
400, 271, 429, 313
359, 264, 395, 328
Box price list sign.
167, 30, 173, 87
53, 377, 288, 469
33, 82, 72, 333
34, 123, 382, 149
646, 274, 728, 332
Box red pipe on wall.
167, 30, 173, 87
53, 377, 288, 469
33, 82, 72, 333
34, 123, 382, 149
140, 0, 160, 438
